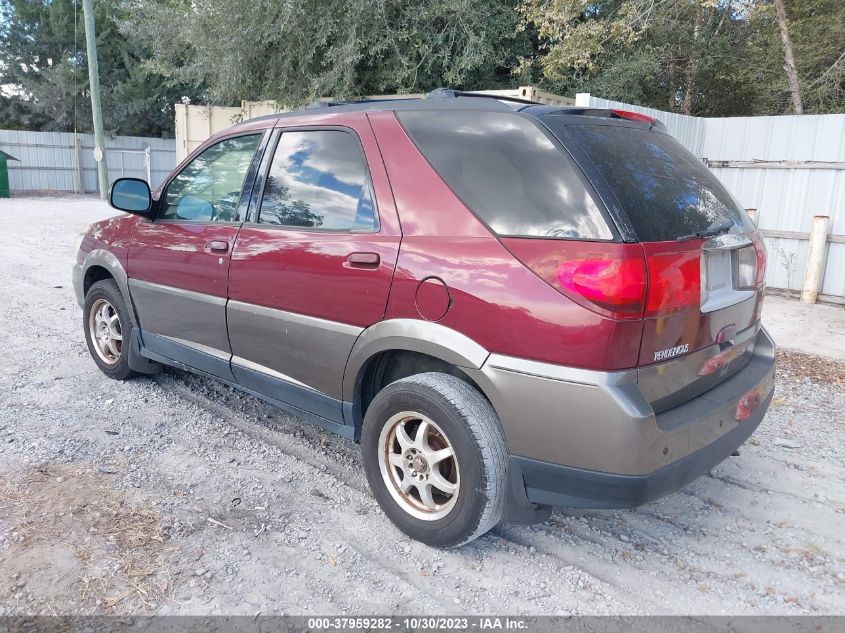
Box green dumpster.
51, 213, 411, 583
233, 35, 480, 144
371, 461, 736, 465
0, 149, 19, 198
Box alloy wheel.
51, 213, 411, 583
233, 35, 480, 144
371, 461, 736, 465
88, 298, 123, 365
378, 411, 460, 521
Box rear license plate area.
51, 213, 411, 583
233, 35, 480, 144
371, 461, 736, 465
701, 241, 755, 313
706, 250, 732, 292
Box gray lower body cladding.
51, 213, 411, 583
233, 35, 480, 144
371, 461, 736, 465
72, 262, 85, 308
468, 326, 776, 509
128, 278, 231, 354
513, 387, 772, 508
226, 299, 361, 400
132, 329, 355, 439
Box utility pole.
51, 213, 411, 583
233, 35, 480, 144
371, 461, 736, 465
82, 0, 109, 198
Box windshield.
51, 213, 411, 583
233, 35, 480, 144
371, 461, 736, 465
544, 119, 753, 242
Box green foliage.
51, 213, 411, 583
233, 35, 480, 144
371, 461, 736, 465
120, 0, 529, 107
0, 0, 82, 130
0, 0, 841, 135
740, 0, 845, 114
522, 0, 844, 115
0, 0, 201, 135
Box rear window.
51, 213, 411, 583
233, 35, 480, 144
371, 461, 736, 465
553, 120, 753, 242
398, 110, 613, 240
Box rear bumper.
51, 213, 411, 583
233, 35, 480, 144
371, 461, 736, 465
466, 326, 776, 509
514, 385, 772, 508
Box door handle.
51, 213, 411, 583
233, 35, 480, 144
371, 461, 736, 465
345, 252, 380, 269
206, 240, 229, 254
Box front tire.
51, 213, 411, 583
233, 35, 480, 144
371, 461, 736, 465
362, 372, 507, 548
83, 279, 138, 381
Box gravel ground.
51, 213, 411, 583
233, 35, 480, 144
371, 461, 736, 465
1, 195, 844, 616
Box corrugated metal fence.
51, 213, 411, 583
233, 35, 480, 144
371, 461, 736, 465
577, 94, 845, 300
0, 130, 176, 192
3, 93, 843, 300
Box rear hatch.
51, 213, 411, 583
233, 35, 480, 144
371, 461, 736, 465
539, 112, 767, 412
398, 105, 767, 405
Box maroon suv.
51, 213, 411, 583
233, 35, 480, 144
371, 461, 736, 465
74, 90, 776, 547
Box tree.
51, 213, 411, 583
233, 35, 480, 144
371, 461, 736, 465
120, 0, 530, 107
520, 0, 844, 115
0, 0, 202, 136
2, 0, 841, 130
741, 0, 844, 114
519, 0, 752, 115
0, 0, 82, 130
773, 0, 802, 113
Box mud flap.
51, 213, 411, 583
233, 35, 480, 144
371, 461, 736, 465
128, 328, 163, 375
500, 458, 552, 526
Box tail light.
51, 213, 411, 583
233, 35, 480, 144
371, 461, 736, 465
642, 243, 701, 317
501, 239, 646, 319
502, 238, 702, 320
735, 246, 757, 290
555, 256, 646, 317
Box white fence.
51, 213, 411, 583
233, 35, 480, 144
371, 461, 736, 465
0, 130, 176, 193
4, 93, 843, 300
577, 94, 845, 300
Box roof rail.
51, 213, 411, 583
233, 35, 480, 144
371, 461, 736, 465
304, 96, 421, 110
426, 88, 540, 106
305, 100, 338, 110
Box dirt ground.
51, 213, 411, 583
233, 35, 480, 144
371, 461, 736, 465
1, 195, 843, 616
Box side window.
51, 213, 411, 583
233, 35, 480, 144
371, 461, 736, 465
258, 130, 377, 231
160, 134, 262, 223
398, 110, 613, 240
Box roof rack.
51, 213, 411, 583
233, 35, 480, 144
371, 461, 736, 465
296, 89, 540, 112
425, 88, 540, 106
304, 96, 421, 110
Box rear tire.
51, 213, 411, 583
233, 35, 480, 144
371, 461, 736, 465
362, 372, 507, 548
83, 279, 139, 381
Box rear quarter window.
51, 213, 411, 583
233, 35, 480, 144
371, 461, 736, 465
552, 120, 753, 242
397, 110, 613, 240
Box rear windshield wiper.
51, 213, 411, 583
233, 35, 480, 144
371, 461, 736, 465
676, 218, 734, 241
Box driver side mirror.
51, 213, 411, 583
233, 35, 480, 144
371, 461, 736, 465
109, 178, 152, 216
